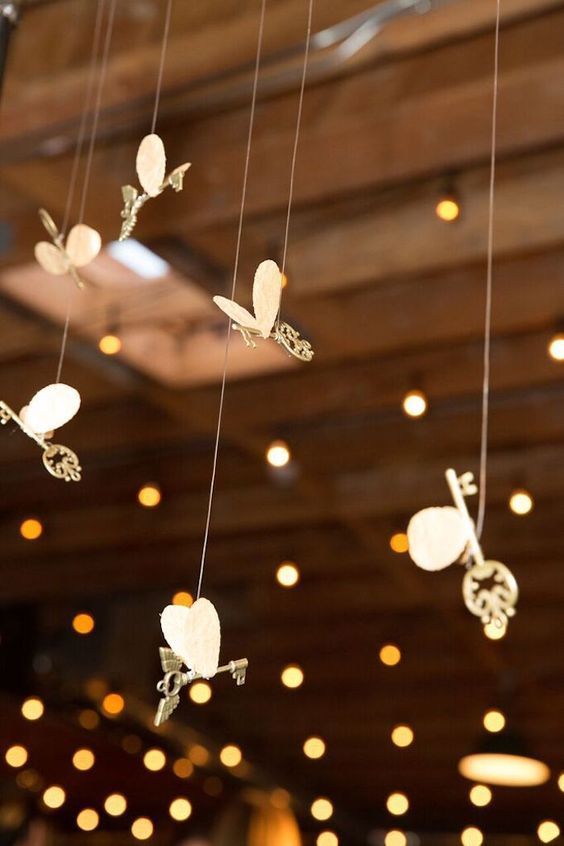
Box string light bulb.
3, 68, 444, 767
538, 821, 560, 843
483, 710, 505, 733
137, 483, 161, 508
220, 745, 242, 768
189, 681, 212, 704
169, 798, 192, 821
547, 332, 564, 361
276, 561, 300, 587
72, 612, 95, 635
303, 737, 326, 759
21, 697, 44, 721
391, 725, 414, 748
131, 818, 154, 840
509, 489, 533, 515
172, 590, 192, 606
386, 792, 409, 816
102, 692, 125, 716
469, 784, 492, 806
385, 832, 407, 846
76, 809, 99, 831
317, 833, 338, 846
19, 518, 43, 541
390, 533, 409, 554
311, 798, 333, 821
98, 334, 122, 355
435, 194, 461, 222
173, 758, 193, 779
143, 749, 166, 771
461, 828, 483, 846
266, 439, 291, 468
5, 746, 28, 768
402, 389, 428, 418
380, 644, 401, 667
104, 794, 127, 816
281, 664, 304, 688
72, 748, 95, 771
43, 786, 65, 809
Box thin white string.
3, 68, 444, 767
195, 0, 267, 600
151, 0, 173, 134
476, 0, 501, 539
56, 0, 117, 384
280, 0, 314, 281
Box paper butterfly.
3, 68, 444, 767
119, 133, 191, 241
213, 259, 315, 362
34, 209, 101, 290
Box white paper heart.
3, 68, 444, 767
25, 384, 81, 434
407, 506, 470, 571
160, 597, 220, 678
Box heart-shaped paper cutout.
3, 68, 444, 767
407, 506, 470, 571
160, 597, 220, 678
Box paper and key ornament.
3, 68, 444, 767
213, 259, 314, 362
35, 209, 101, 290
161, 598, 221, 679
407, 469, 518, 632
119, 134, 191, 240
155, 597, 248, 726
1, 384, 82, 482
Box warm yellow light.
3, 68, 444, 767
131, 818, 154, 840
78, 709, 100, 730
276, 561, 300, 588
402, 390, 428, 418
98, 334, 122, 355
548, 333, 564, 361
303, 737, 326, 759
281, 664, 304, 688
143, 748, 166, 771
391, 725, 414, 748
461, 828, 483, 846
459, 753, 550, 787
483, 709, 505, 733
538, 821, 560, 843
5, 746, 28, 768
169, 797, 192, 821
173, 758, 194, 779
137, 483, 161, 508
484, 620, 506, 640
387, 792, 409, 816
558, 771, 564, 791
266, 439, 291, 468
188, 744, 209, 766
385, 831, 407, 846
189, 681, 212, 704
509, 489, 533, 515
317, 833, 338, 846
281, 272, 289, 289
72, 748, 95, 771
469, 784, 492, 807
220, 744, 242, 768
380, 644, 402, 667
390, 533, 409, 554
19, 518, 43, 540
172, 590, 193, 607
77, 809, 99, 832
104, 793, 127, 816
311, 798, 333, 821
102, 692, 125, 716
43, 786, 65, 809
21, 697, 44, 721
436, 197, 461, 222
72, 612, 95, 635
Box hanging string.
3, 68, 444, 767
195, 0, 267, 601
55, 0, 118, 384
61, 0, 106, 237
280, 0, 314, 283
151, 0, 173, 134
476, 0, 501, 539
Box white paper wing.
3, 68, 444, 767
26, 384, 81, 433
407, 506, 470, 571
253, 259, 282, 338
136, 133, 166, 197
213, 296, 260, 332
65, 224, 102, 267
160, 597, 221, 678
34, 242, 68, 275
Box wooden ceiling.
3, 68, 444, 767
0, 1, 563, 845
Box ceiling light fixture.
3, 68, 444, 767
547, 332, 564, 361
459, 728, 550, 787
266, 439, 291, 468
402, 390, 428, 418
107, 239, 170, 279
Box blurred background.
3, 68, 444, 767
0, 1, 562, 845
